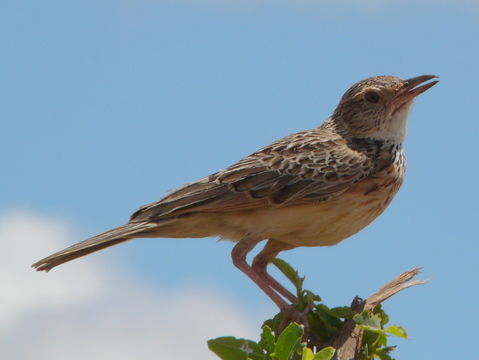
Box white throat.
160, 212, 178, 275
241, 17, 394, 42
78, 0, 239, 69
375, 103, 412, 143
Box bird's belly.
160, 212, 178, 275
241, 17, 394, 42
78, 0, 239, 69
270, 195, 388, 246
217, 179, 401, 247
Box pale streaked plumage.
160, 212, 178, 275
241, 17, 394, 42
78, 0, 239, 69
33, 75, 438, 319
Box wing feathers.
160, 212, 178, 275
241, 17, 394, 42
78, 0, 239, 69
130, 126, 379, 222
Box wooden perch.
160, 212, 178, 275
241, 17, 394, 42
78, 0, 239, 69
329, 268, 428, 360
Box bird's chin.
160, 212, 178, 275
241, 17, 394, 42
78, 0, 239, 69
392, 99, 414, 116
387, 102, 412, 142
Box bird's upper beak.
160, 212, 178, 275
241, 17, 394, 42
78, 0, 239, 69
394, 75, 439, 107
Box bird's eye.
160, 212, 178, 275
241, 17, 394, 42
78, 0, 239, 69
364, 91, 380, 103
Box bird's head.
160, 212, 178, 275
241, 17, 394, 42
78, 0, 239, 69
332, 75, 438, 142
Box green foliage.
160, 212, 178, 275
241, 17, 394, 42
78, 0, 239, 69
208, 259, 408, 360
353, 306, 408, 360
273, 323, 304, 360
304, 347, 336, 360
208, 323, 334, 360
207, 337, 265, 360
271, 258, 305, 296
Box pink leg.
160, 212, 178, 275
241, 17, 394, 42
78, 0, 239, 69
232, 235, 312, 334
251, 239, 298, 304
232, 234, 290, 312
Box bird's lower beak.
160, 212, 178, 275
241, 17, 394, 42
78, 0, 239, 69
394, 75, 439, 107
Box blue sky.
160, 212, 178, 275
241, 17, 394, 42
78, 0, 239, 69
1, 1, 478, 359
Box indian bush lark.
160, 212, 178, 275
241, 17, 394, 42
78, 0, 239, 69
33, 75, 438, 318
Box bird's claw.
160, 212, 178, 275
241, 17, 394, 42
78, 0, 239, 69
278, 303, 315, 338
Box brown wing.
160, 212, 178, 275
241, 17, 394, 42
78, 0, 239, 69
130, 125, 376, 223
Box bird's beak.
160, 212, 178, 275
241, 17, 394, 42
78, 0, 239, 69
394, 75, 439, 107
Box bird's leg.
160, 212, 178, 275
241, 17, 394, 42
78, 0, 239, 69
233, 236, 310, 336
251, 239, 313, 337
232, 234, 291, 312
251, 239, 298, 304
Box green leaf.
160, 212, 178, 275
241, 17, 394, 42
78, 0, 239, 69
353, 311, 382, 330
301, 290, 321, 304
301, 347, 314, 360
273, 323, 304, 360
362, 330, 380, 349
263, 312, 284, 334
377, 355, 394, 360
386, 325, 408, 339
208, 336, 265, 360
371, 331, 388, 349
372, 304, 389, 327
314, 304, 343, 328
313, 347, 335, 360
271, 258, 305, 294
329, 306, 354, 319
306, 314, 330, 341
375, 346, 397, 355
259, 325, 276, 354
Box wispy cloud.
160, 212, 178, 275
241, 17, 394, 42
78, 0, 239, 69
0, 211, 257, 360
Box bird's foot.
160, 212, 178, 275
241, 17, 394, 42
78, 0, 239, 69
278, 303, 315, 338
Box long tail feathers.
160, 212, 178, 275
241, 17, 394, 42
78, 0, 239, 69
32, 222, 158, 272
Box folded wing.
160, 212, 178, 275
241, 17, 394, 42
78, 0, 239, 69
130, 128, 376, 223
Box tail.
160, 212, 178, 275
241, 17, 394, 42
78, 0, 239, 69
32, 222, 158, 272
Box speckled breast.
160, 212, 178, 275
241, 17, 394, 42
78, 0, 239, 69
269, 149, 406, 247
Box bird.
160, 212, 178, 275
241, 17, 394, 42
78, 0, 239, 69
33, 74, 438, 320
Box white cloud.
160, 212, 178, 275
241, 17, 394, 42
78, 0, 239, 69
0, 211, 257, 360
